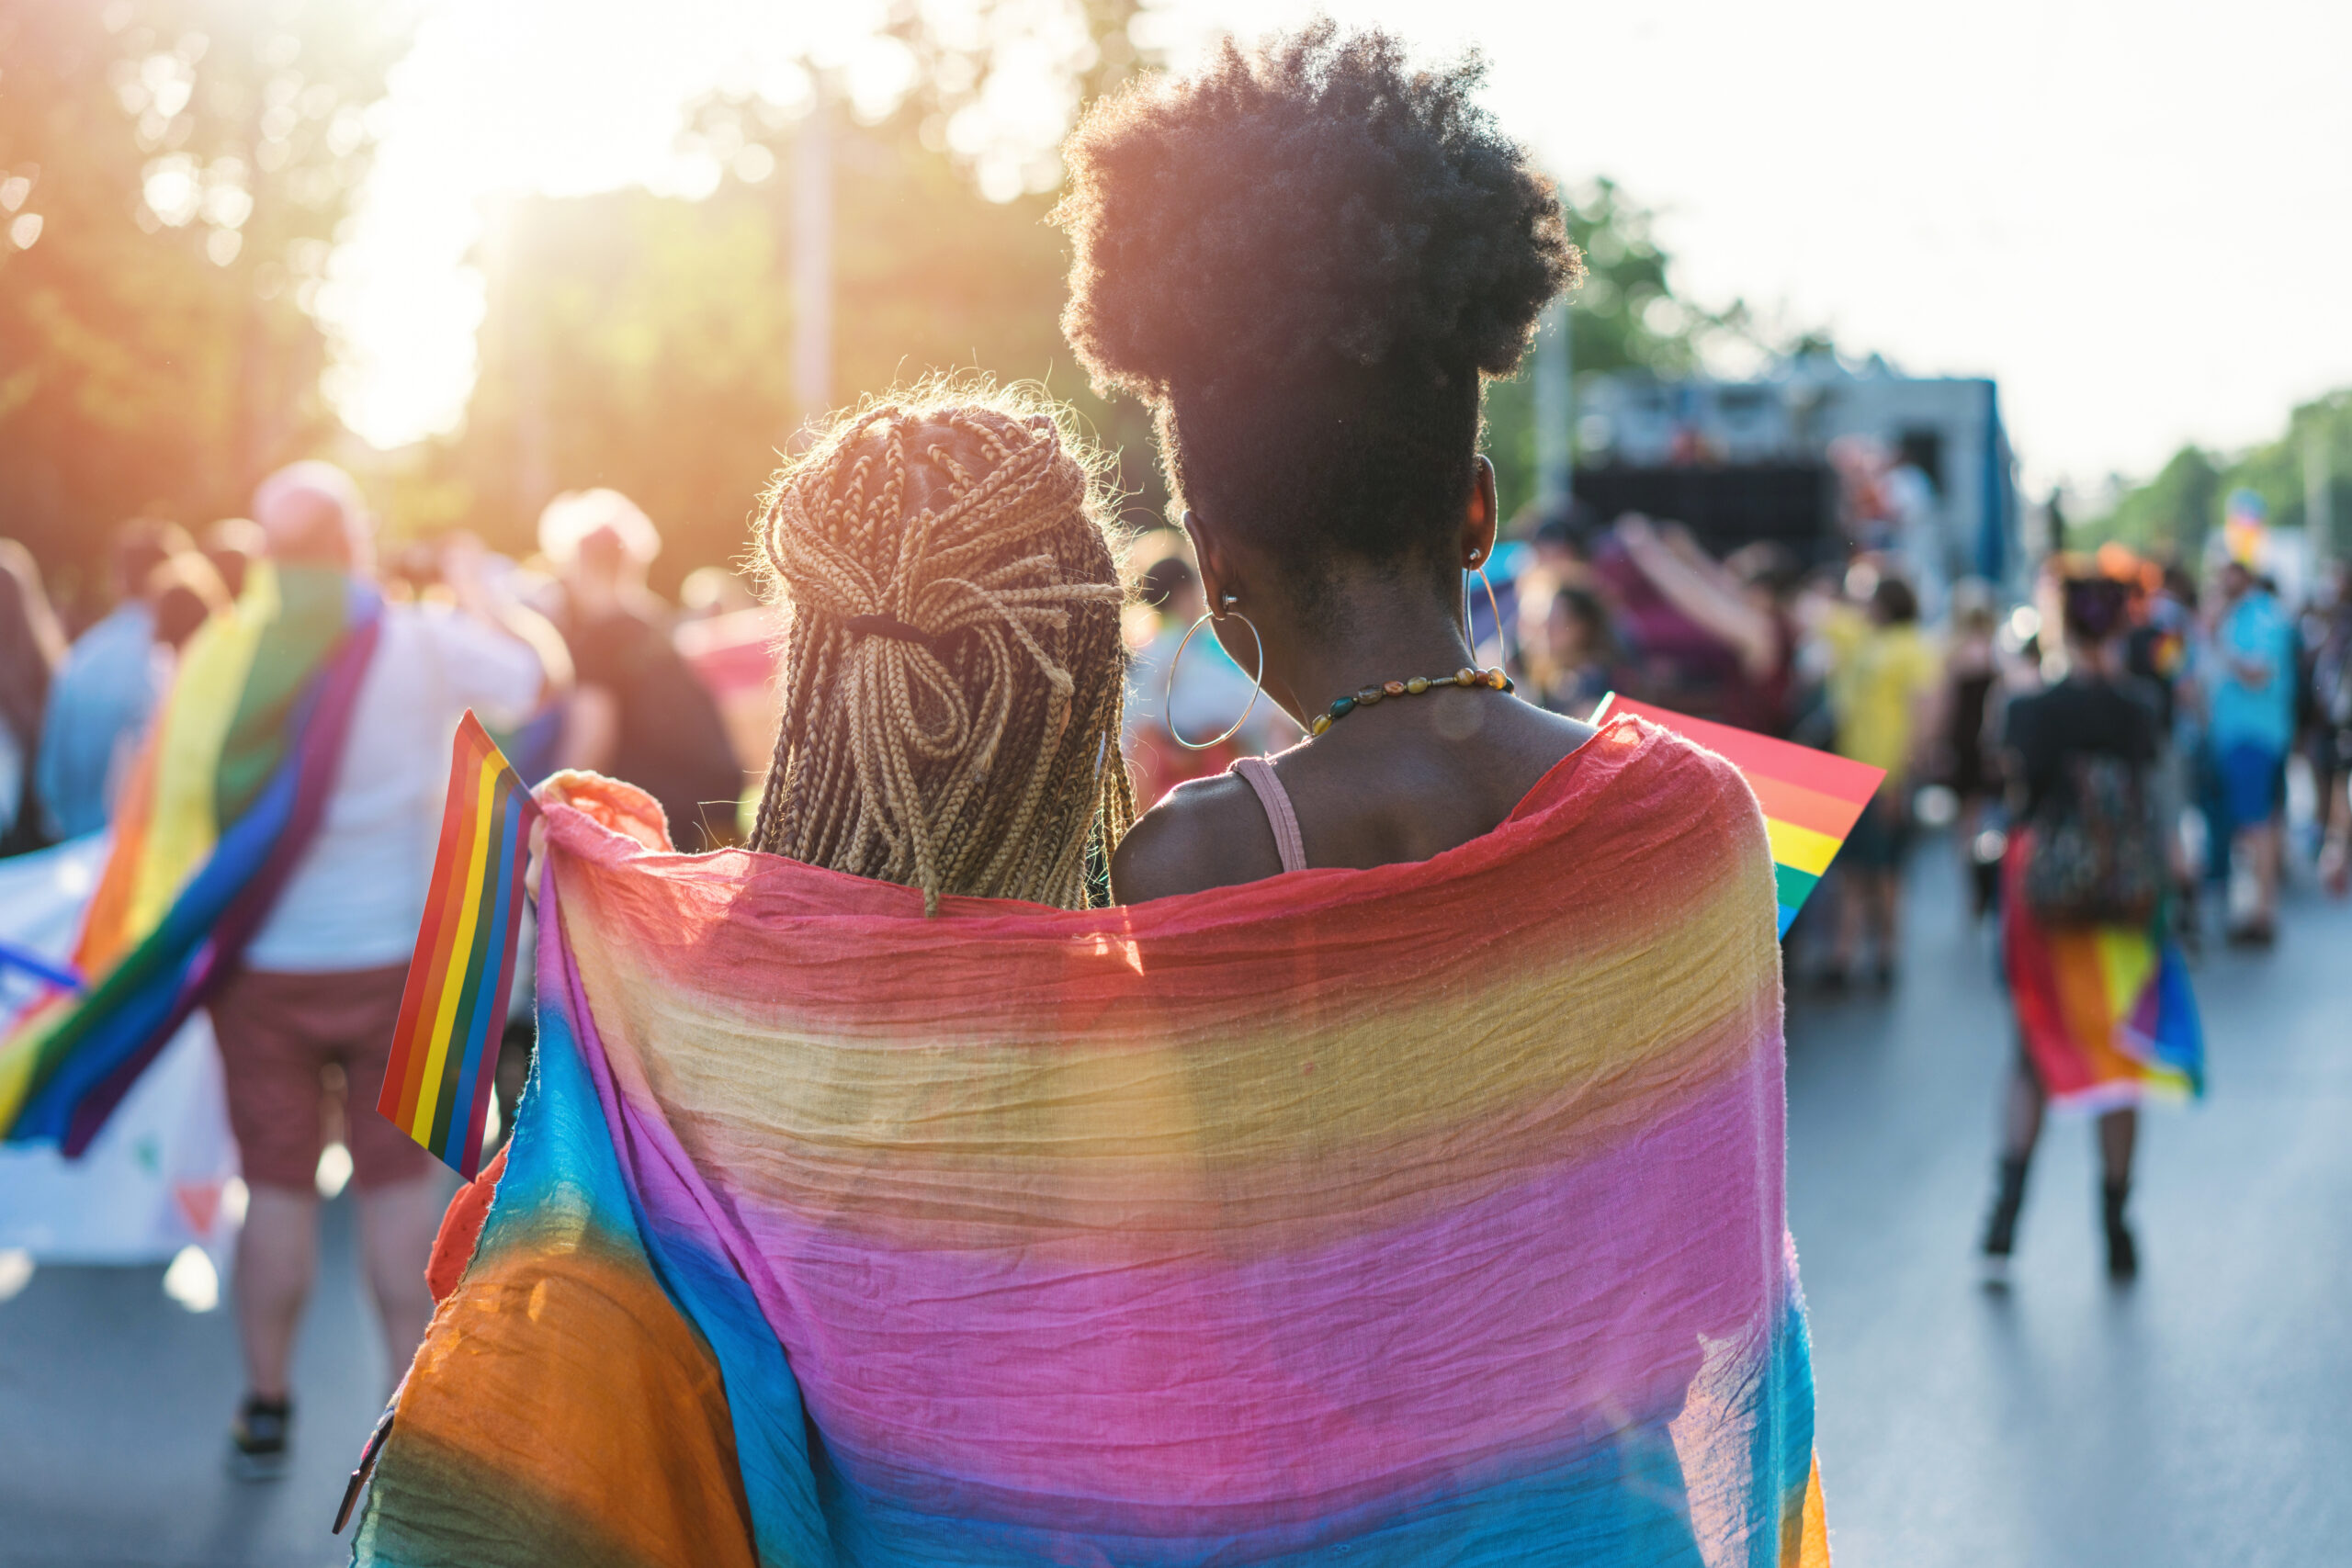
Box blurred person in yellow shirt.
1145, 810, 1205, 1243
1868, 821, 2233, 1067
1823, 570, 1941, 986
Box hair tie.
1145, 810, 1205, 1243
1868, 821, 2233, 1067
842, 614, 953, 656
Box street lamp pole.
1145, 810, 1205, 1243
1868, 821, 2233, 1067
1533, 295, 1572, 513
790, 85, 834, 433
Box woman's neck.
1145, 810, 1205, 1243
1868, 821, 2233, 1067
1261, 583, 1476, 725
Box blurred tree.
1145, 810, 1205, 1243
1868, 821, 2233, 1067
435, 0, 1164, 582
443, 116, 1159, 586
2082, 446, 2222, 558
433, 9, 1718, 580
0, 0, 407, 614
2078, 391, 2352, 562
1482, 178, 1735, 525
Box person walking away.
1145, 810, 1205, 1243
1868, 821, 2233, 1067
2306, 561, 2352, 897
2124, 561, 2201, 940
145, 551, 235, 655
36, 518, 187, 840
1939, 580, 2006, 917
2206, 559, 2296, 942
1982, 569, 2202, 1280
539, 490, 743, 851
1822, 572, 1941, 985
0, 543, 67, 856
213, 464, 560, 1478
199, 517, 269, 602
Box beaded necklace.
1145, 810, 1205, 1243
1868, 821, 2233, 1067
1307, 665, 1515, 737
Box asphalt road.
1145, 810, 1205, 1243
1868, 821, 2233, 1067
1, 846, 2345, 1567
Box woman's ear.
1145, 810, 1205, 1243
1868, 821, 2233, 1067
1181, 509, 1233, 611
1464, 455, 1500, 569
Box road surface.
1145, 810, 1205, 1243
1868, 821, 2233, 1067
2, 847, 2346, 1565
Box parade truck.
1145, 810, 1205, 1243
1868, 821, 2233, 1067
1571, 356, 2025, 604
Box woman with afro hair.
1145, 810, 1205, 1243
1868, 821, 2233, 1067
1059, 22, 1829, 1565
1058, 24, 1602, 896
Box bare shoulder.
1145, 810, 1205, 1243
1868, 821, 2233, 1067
1109, 772, 1285, 904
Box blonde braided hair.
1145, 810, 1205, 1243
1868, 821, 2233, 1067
748, 382, 1135, 913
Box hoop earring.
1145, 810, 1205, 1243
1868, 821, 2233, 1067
1464, 557, 1507, 671
1165, 595, 1266, 750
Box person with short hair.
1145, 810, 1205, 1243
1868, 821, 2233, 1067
212, 462, 561, 1478
35, 517, 189, 839
2207, 558, 2296, 942
540, 489, 744, 851
1819, 570, 1941, 985
199, 516, 269, 602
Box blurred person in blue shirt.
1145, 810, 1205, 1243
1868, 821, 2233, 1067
2207, 558, 2296, 942
34, 518, 188, 839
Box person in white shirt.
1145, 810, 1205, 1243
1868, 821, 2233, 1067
210, 461, 565, 1478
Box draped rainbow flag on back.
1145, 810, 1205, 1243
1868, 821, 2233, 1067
355, 717, 1829, 1566
0, 564, 379, 1155
1594, 694, 1883, 937
379, 713, 537, 1180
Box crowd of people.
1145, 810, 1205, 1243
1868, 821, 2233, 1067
1344, 497, 2350, 980
0, 16, 2337, 1562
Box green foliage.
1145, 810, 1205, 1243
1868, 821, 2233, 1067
0, 0, 408, 613
2083, 389, 2352, 558
435, 109, 1159, 585
1483, 178, 1728, 525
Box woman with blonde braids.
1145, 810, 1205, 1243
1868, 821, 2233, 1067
746, 381, 1133, 911
417, 379, 1134, 1302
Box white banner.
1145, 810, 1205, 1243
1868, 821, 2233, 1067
0, 835, 241, 1267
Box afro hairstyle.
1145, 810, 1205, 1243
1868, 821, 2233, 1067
1054, 21, 1579, 607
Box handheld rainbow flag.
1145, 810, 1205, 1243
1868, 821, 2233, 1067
1593, 694, 1884, 936
379, 712, 538, 1179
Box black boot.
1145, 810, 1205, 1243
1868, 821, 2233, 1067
1982, 1156, 2029, 1262
2102, 1180, 2138, 1281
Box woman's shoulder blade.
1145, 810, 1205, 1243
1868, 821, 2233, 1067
1109, 773, 1285, 904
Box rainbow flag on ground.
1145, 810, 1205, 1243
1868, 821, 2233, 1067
355, 716, 1828, 1566
378, 713, 539, 1181
0, 565, 379, 1155
2000, 836, 2202, 1110
1594, 694, 1884, 937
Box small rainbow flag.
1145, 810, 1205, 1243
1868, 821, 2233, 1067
1594, 694, 1884, 936
379, 712, 539, 1179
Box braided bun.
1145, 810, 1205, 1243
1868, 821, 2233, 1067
748, 380, 1134, 913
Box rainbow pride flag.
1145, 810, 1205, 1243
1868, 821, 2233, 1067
2000, 834, 2202, 1110
354, 717, 1828, 1566
0, 565, 379, 1155
1594, 694, 1884, 937
378, 713, 538, 1180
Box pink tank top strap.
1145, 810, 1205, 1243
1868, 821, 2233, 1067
1229, 755, 1308, 875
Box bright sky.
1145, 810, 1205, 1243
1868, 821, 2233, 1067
326, 0, 2352, 494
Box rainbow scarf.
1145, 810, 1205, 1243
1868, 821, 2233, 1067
2000, 836, 2203, 1109
0, 563, 380, 1155
358, 718, 1829, 1567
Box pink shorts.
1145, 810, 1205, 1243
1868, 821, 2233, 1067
209, 963, 428, 1193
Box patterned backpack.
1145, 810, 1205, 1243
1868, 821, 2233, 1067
2023, 752, 2163, 928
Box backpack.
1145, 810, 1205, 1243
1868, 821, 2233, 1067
2023, 752, 2163, 928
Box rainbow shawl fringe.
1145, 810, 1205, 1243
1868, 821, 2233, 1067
0, 564, 381, 1154
361, 717, 1830, 1567
2000, 834, 2203, 1111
